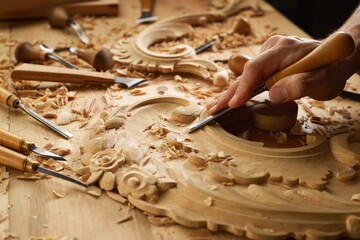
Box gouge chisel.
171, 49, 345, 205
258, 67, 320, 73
0, 127, 66, 161
188, 32, 355, 133
0, 86, 73, 139
0, 145, 86, 187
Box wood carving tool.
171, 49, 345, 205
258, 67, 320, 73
39, 44, 113, 71
15, 42, 84, 70
0, 145, 87, 187
340, 90, 360, 102
195, 36, 224, 54
48, 7, 90, 45
136, 0, 159, 23
188, 32, 355, 133
0, 86, 73, 139
0, 127, 66, 161
11, 63, 147, 88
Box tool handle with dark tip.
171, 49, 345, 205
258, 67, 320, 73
12, 63, 115, 85
15, 42, 46, 63
265, 32, 355, 89
77, 48, 113, 71
0, 128, 33, 153
0, 145, 29, 171
48, 7, 69, 28
0, 86, 19, 108
141, 0, 153, 12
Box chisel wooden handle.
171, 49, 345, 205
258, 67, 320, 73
0, 86, 19, 108
11, 63, 115, 85
77, 48, 113, 71
48, 7, 69, 28
0, 145, 29, 171
265, 32, 355, 89
141, 0, 153, 12
0, 128, 34, 153
15, 42, 46, 63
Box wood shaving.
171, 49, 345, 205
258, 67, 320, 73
147, 215, 175, 226
0, 167, 9, 180
86, 170, 104, 185
86, 186, 102, 197
116, 212, 132, 224
16, 172, 42, 180
204, 197, 213, 207
52, 189, 67, 198
50, 139, 72, 156
106, 191, 127, 204
129, 89, 146, 96
42, 159, 64, 172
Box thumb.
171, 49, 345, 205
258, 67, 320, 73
268, 73, 307, 103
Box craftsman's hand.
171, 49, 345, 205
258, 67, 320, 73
206, 35, 358, 115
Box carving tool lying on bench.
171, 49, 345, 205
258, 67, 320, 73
0, 128, 66, 161
39, 44, 113, 71
0, 86, 73, 139
11, 63, 146, 88
15, 42, 84, 70
136, 0, 158, 23
0, 145, 86, 187
188, 32, 355, 133
48, 7, 90, 44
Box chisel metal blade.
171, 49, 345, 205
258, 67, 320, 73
15, 100, 73, 139
30, 146, 66, 161
114, 76, 147, 88
35, 165, 87, 188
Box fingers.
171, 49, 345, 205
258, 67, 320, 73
207, 81, 239, 115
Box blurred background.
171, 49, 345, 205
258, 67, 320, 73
267, 0, 360, 39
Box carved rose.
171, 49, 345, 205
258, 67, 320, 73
117, 166, 158, 203
89, 149, 125, 173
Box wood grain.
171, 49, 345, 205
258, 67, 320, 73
0, 0, 359, 239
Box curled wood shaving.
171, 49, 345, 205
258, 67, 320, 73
147, 215, 175, 226
106, 191, 127, 204
50, 139, 72, 156
86, 186, 102, 197
52, 189, 67, 198
129, 89, 146, 96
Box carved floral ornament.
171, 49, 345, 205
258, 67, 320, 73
111, 0, 251, 80
117, 96, 360, 239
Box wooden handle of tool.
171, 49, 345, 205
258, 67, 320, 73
0, 86, 18, 107
48, 7, 69, 28
11, 63, 115, 85
77, 48, 113, 71
265, 32, 355, 89
141, 0, 153, 12
15, 42, 46, 63
0, 145, 27, 171
0, 128, 33, 152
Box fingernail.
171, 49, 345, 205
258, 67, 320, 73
228, 94, 239, 106
207, 99, 217, 110
208, 105, 217, 115
271, 87, 288, 102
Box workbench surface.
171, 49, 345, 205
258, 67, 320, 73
0, 1, 359, 239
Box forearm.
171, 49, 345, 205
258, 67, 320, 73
338, 4, 360, 73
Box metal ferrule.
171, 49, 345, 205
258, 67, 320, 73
20, 139, 34, 153
23, 158, 38, 172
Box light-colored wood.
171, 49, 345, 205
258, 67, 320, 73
0, 0, 87, 14
112, 0, 251, 80
265, 32, 355, 89
11, 63, 116, 85
0, 127, 31, 153
0, 0, 119, 20
0, 146, 27, 171
1, 0, 360, 239
329, 132, 360, 166
0, 86, 18, 108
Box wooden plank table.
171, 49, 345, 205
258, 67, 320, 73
0, 1, 359, 239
